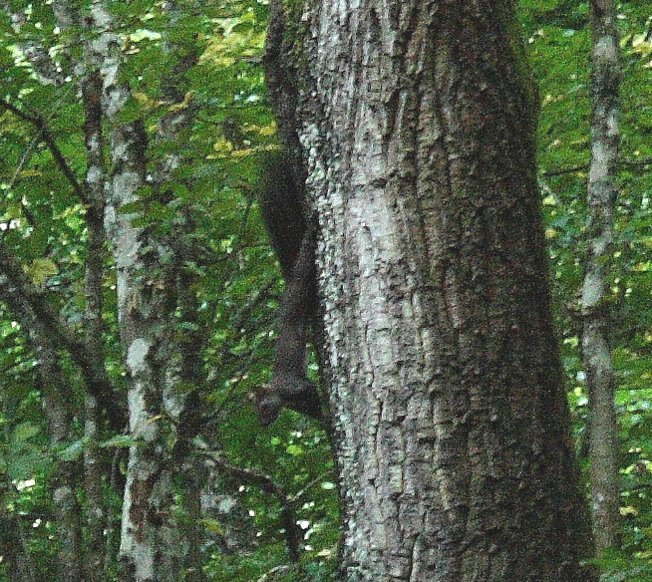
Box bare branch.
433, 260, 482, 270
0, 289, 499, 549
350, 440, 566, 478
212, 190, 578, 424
0, 243, 124, 430
201, 451, 302, 563
540, 158, 651, 178
0, 100, 89, 205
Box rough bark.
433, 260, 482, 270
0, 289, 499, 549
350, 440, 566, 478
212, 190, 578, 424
583, 0, 621, 552
267, 1, 594, 579
89, 5, 178, 579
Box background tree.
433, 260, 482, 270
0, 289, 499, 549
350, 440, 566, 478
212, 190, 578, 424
583, 0, 622, 553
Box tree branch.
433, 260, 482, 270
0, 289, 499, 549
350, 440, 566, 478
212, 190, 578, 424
0, 243, 124, 430
540, 158, 651, 178
0, 100, 89, 205
200, 450, 302, 563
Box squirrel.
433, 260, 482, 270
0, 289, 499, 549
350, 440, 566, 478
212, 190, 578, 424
252, 153, 323, 426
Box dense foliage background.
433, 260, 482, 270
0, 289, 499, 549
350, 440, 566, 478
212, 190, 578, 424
0, 0, 650, 579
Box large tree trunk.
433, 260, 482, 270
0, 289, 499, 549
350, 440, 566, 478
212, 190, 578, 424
266, 1, 594, 579
583, 0, 621, 552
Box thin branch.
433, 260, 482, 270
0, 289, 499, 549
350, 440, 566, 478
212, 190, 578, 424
0, 100, 89, 205
200, 450, 302, 563
0, 243, 124, 430
620, 158, 652, 168
540, 165, 588, 177
289, 468, 335, 503
540, 158, 651, 178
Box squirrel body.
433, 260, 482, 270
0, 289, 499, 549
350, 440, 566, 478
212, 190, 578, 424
253, 153, 322, 426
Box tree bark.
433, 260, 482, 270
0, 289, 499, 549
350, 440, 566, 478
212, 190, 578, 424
81, 65, 110, 580
583, 0, 621, 552
89, 4, 180, 579
90, 2, 202, 578
266, 1, 594, 579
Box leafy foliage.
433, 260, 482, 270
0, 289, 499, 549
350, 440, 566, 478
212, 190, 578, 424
0, 0, 650, 579
521, 0, 652, 576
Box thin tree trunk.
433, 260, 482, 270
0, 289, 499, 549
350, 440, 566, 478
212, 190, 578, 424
156, 3, 207, 576
1, 476, 37, 581
81, 66, 110, 580
89, 2, 201, 578
92, 4, 178, 577
0, 273, 84, 580
180, 467, 206, 582
266, 1, 595, 579
104, 449, 127, 577
31, 332, 84, 581
583, 0, 622, 552
48, 5, 114, 573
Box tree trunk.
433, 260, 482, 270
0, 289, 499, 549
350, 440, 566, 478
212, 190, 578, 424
583, 0, 621, 552
0, 478, 36, 582
266, 1, 594, 579
31, 331, 83, 582
81, 63, 109, 582
0, 270, 83, 580
90, 4, 183, 579
91, 2, 203, 578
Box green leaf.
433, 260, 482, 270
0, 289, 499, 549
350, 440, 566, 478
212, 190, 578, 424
12, 422, 40, 443
286, 444, 303, 457
25, 258, 58, 286
59, 438, 87, 462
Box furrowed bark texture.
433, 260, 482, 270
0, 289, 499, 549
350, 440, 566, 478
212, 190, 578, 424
267, 1, 594, 580
583, 0, 621, 552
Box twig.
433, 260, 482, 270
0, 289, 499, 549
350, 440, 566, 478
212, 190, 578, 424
540, 164, 588, 177
289, 469, 335, 503
201, 450, 302, 563
1, 99, 89, 205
